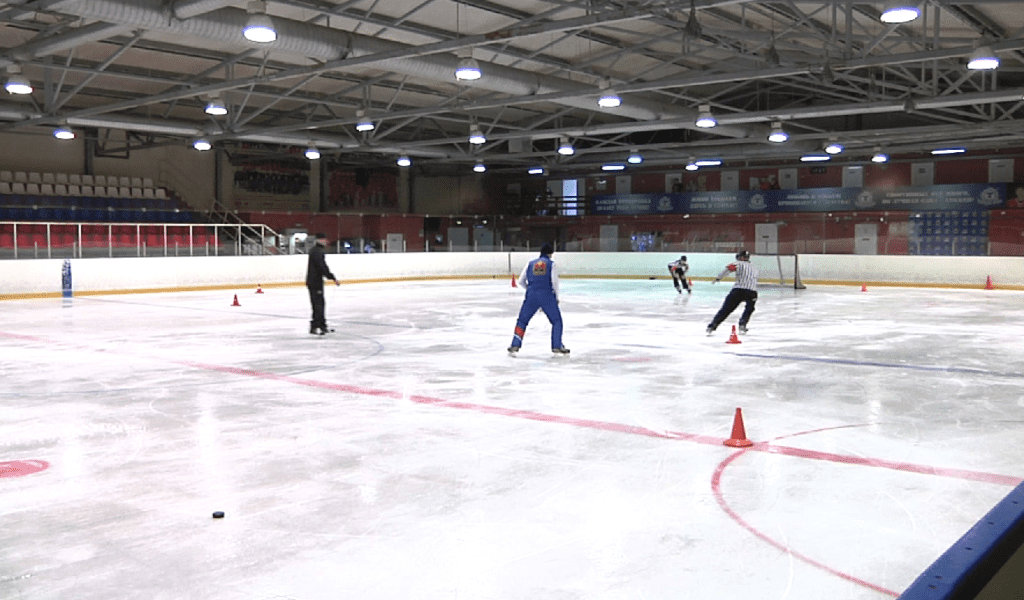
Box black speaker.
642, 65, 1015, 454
424, 216, 441, 230
355, 168, 369, 186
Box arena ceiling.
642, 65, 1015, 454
1, 0, 1024, 176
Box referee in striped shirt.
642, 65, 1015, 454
706, 250, 758, 335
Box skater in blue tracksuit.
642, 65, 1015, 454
508, 244, 570, 355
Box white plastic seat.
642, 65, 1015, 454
40, 183, 54, 195
0, 181, 11, 194
11, 182, 26, 194
143, 188, 155, 199
131, 187, 143, 198
119, 176, 130, 187
42, 173, 55, 184
0, 171, 12, 182
95, 175, 107, 186
142, 178, 154, 188
81, 174, 93, 185
119, 186, 130, 198
68, 184, 81, 196
54, 184, 68, 196
14, 172, 28, 183
81, 185, 94, 196
55, 173, 69, 184
26, 183, 41, 195
156, 188, 167, 199
28, 172, 42, 184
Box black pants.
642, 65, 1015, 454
710, 288, 757, 329
307, 284, 326, 330
670, 267, 690, 292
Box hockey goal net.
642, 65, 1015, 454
749, 253, 806, 289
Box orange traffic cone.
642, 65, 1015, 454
511, 274, 517, 288
726, 325, 742, 344
861, 284, 867, 292
985, 276, 994, 290
231, 294, 241, 307
256, 284, 264, 294
724, 408, 754, 448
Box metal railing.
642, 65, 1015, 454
0, 221, 281, 259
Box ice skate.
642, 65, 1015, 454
551, 347, 570, 355
507, 346, 520, 355
738, 325, 748, 334
706, 325, 716, 336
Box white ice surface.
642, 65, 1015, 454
2, 278, 1023, 600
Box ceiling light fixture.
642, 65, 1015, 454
204, 95, 227, 116
765, 38, 781, 66
397, 155, 411, 167
871, 148, 889, 163
193, 138, 212, 151
685, 161, 699, 171
528, 167, 546, 175
695, 104, 716, 128
824, 139, 844, 154
557, 137, 575, 156
880, 2, 920, 24
602, 164, 626, 171
597, 79, 621, 108
627, 149, 643, 164
821, 61, 836, 83
931, 147, 966, 155
4, 65, 32, 95
305, 145, 320, 160
684, 0, 702, 38
694, 158, 722, 167
800, 153, 831, 162
243, 1, 277, 43
767, 121, 788, 143
455, 49, 482, 81
967, 46, 999, 70
355, 109, 375, 132
473, 162, 486, 173
468, 125, 486, 145
597, 91, 621, 109
53, 125, 75, 140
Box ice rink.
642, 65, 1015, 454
3, 276, 1023, 600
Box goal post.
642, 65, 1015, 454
749, 253, 806, 289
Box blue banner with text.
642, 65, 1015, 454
589, 184, 1006, 215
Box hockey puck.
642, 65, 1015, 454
212, 511, 225, 519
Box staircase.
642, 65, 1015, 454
206, 199, 281, 255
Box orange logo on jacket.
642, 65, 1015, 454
532, 261, 547, 276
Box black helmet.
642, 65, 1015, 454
680, 255, 687, 261
735, 250, 750, 260
540, 243, 554, 256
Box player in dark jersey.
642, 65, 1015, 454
667, 255, 691, 293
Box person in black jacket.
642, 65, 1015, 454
306, 233, 340, 335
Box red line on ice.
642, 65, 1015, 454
173, 359, 1022, 487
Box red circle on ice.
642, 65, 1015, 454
0, 460, 49, 478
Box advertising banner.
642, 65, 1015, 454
590, 183, 1006, 216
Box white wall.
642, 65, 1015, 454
0, 131, 85, 174
0, 131, 217, 211
2, 253, 1022, 299
413, 174, 485, 214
